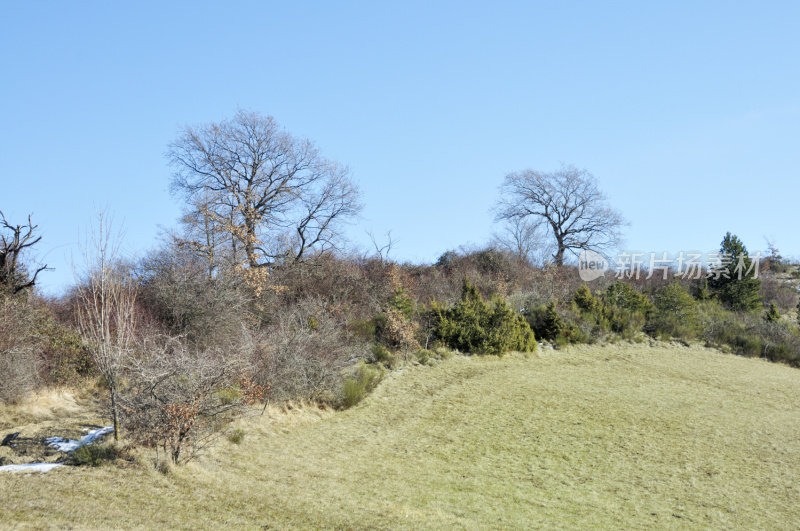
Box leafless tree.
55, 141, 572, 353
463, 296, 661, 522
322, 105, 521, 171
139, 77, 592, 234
75, 212, 137, 441
492, 215, 554, 267
168, 110, 362, 269
367, 230, 395, 263
495, 165, 625, 266
0, 211, 48, 294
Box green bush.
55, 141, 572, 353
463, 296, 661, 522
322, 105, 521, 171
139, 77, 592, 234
645, 282, 699, 341
573, 284, 602, 314
527, 301, 589, 347
604, 282, 652, 313
719, 279, 763, 313
606, 307, 646, 339
527, 301, 564, 342
227, 428, 245, 445
388, 287, 415, 319
597, 283, 650, 340
694, 300, 799, 365
415, 349, 435, 365
340, 363, 383, 409
765, 302, 781, 323
370, 344, 397, 368
431, 279, 536, 355
70, 444, 120, 467
411, 347, 457, 365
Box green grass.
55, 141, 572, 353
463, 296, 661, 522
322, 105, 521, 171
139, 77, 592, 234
2, 343, 800, 528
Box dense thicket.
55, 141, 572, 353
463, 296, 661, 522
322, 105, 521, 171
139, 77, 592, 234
3, 206, 800, 464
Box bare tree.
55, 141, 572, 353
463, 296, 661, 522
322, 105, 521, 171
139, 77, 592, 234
168, 110, 362, 269
367, 230, 395, 263
492, 215, 554, 267
75, 213, 137, 441
495, 165, 625, 266
0, 211, 48, 293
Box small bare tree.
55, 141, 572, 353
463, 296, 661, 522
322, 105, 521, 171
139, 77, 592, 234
492, 215, 554, 267
76, 213, 137, 441
495, 165, 625, 266
168, 110, 362, 269
0, 211, 48, 294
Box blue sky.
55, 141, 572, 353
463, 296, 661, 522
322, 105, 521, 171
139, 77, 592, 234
2, 1, 798, 294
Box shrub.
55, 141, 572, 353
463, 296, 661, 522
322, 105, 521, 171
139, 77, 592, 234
136, 244, 250, 349
370, 344, 397, 368
759, 276, 798, 312
765, 302, 781, 323
719, 279, 763, 313
340, 363, 383, 408
526, 301, 589, 346
40, 323, 95, 385
253, 297, 368, 403
431, 279, 536, 355
527, 301, 564, 342
748, 319, 800, 365
70, 444, 121, 467
388, 287, 415, 319
415, 349, 435, 365
227, 428, 245, 445
606, 307, 646, 339
0, 294, 42, 403
573, 284, 602, 314
694, 300, 799, 365
697, 301, 756, 354
375, 307, 420, 350
217, 385, 244, 406
122, 335, 264, 464
645, 282, 699, 341
604, 282, 652, 313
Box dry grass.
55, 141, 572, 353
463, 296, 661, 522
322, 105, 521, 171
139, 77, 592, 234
0, 387, 108, 466
2, 343, 800, 528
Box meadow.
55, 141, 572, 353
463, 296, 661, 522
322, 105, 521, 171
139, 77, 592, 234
2, 342, 799, 529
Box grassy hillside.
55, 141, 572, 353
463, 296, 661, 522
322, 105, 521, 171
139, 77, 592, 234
2, 343, 800, 529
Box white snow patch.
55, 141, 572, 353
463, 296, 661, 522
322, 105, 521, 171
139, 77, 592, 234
0, 425, 113, 474
45, 426, 113, 453
0, 463, 64, 473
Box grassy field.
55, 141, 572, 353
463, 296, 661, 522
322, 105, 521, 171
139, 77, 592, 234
2, 343, 800, 529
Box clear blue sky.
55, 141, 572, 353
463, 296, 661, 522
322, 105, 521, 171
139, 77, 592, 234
2, 1, 798, 295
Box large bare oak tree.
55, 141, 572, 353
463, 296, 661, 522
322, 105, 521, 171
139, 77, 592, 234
168, 110, 362, 270
495, 165, 625, 266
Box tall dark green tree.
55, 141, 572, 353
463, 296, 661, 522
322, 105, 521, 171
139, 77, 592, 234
709, 232, 761, 312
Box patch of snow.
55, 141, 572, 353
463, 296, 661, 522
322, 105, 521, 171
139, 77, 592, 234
0, 463, 64, 473
45, 426, 113, 453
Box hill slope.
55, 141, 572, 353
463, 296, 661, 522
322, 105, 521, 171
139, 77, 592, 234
2, 343, 800, 528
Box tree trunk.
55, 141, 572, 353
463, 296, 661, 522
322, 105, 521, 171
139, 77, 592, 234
110, 386, 120, 442
554, 241, 565, 267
